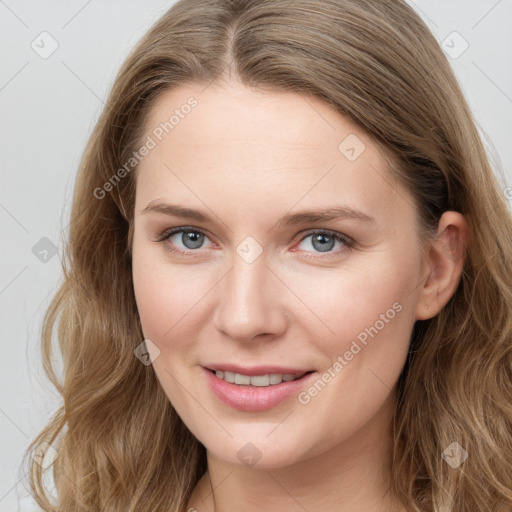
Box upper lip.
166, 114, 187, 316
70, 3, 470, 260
205, 363, 313, 376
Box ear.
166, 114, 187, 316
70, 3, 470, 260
415, 211, 469, 320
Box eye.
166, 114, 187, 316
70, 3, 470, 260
156, 227, 213, 255
155, 227, 354, 258
294, 229, 354, 257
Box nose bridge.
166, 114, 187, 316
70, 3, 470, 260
214, 240, 284, 341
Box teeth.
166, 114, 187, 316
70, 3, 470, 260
269, 374, 282, 385
214, 370, 306, 387
251, 375, 270, 386
235, 373, 251, 385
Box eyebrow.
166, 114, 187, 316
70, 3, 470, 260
140, 200, 375, 227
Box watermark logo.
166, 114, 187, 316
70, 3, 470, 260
32, 442, 58, 469
32, 237, 58, 263
236, 236, 263, 264
442, 31, 469, 59
31, 31, 59, 59
237, 442, 262, 468
338, 134, 366, 161
442, 442, 468, 469
134, 338, 161, 365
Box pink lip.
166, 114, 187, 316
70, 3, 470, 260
205, 363, 311, 376
202, 366, 316, 412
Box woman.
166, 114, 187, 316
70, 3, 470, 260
26, 0, 512, 511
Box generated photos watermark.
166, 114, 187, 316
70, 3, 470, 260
93, 96, 198, 200
298, 301, 403, 405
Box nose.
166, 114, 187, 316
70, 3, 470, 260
213, 246, 287, 343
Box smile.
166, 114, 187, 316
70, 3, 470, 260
211, 369, 308, 387
202, 366, 316, 411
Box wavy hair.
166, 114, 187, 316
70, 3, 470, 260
25, 0, 512, 510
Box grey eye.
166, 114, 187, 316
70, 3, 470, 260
310, 233, 335, 252
175, 231, 205, 250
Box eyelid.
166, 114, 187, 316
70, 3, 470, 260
155, 226, 213, 244
293, 228, 354, 246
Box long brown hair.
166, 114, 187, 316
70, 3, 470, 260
25, 1, 512, 510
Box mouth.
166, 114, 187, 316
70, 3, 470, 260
202, 365, 317, 411
205, 367, 315, 387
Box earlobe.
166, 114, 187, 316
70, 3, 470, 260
415, 211, 469, 321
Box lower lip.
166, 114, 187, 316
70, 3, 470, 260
202, 367, 316, 412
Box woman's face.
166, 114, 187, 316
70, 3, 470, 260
131, 80, 427, 468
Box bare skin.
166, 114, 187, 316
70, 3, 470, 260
131, 79, 468, 512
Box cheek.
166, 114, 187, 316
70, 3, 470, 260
288, 253, 417, 360
132, 250, 215, 347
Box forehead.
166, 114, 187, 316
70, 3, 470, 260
135, 81, 413, 224
141, 80, 370, 162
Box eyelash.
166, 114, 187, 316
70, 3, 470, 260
155, 226, 355, 259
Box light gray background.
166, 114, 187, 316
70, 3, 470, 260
1, 1, 511, 510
